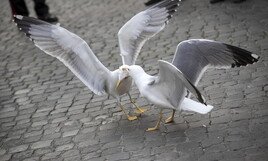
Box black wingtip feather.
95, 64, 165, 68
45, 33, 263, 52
14, 14, 51, 27
150, 0, 181, 10
146, 0, 181, 25
168, 9, 177, 15
224, 43, 259, 68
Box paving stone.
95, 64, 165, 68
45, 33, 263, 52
41, 152, 61, 160
33, 148, 52, 156
0, 154, 12, 161
0, 111, 18, 119
0, 0, 267, 161
77, 139, 99, 148
42, 132, 61, 140
52, 137, 71, 147
12, 150, 34, 161
23, 135, 42, 144
31, 140, 52, 149
63, 129, 79, 137
9, 145, 29, 153
101, 146, 122, 156
73, 132, 96, 144
31, 120, 48, 127
56, 143, 75, 152
80, 144, 102, 155
15, 89, 31, 95
22, 157, 40, 161
69, 113, 88, 120
82, 152, 101, 160
0, 149, 6, 156
51, 117, 68, 124
24, 130, 43, 138
198, 152, 224, 161
68, 104, 85, 111
61, 149, 80, 158
155, 152, 180, 161
63, 155, 81, 161
104, 152, 130, 161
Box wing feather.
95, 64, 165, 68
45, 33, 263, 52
172, 39, 259, 85
14, 15, 112, 95
118, 0, 181, 65
154, 60, 206, 108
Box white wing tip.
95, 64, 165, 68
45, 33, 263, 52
14, 15, 23, 20
251, 54, 260, 59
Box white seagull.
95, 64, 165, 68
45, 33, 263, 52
121, 39, 259, 131
13, 0, 181, 121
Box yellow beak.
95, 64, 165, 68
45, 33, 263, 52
116, 80, 122, 89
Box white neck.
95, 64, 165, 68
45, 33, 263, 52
129, 66, 154, 90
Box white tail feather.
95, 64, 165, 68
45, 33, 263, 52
180, 98, 213, 114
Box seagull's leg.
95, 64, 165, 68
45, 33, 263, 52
146, 109, 163, 131
165, 109, 176, 124
127, 93, 147, 114
117, 100, 138, 121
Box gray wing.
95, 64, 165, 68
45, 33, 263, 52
118, 0, 180, 65
172, 39, 260, 85
154, 60, 206, 108
14, 15, 112, 95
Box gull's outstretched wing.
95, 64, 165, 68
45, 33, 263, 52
172, 39, 260, 85
118, 0, 181, 65
154, 60, 206, 108
14, 15, 112, 95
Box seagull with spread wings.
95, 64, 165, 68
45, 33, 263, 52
14, 0, 181, 121
120, 39, 259, 131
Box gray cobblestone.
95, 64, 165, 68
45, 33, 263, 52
24, 130, 43, 138
11, 150, 34, 161
33, 148, 51, 156
0, 149, 6, 156
82, 152, 101, 160
0, 154, 12, 161
55, 143, 74, 152
9, 145, 29, 153
23, 135, 42, 144
31, 120, 48, 127
22, 157, 39, 161
31, 140, 52, 149
41, 152, 61, 160
42, 132, 61, 140
0, 111, 17, 119
14, 89, 31, 95
63, 129, 79, 138
0, 0, 267, 160
63, 156, 81, 161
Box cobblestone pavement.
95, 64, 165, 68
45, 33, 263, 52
0, 0, 268, 160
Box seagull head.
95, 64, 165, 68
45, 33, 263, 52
116, 65, 131, 89
119, 65, 144, 76
119, 65, 130, 71
119, 65, 131, 78
118, 65, 144, 80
